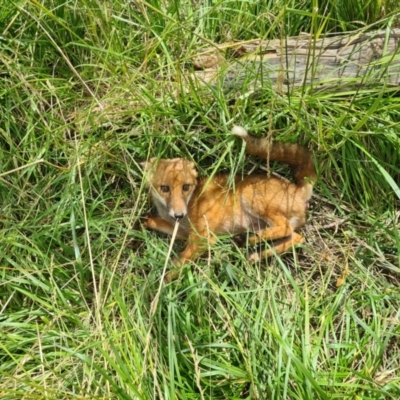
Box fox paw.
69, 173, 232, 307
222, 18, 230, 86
248, 252, 260, 263
248, 248, 274, 262
140, 214, 156, 229
164, 268, 180, 283
233, 235, 246, 247
162, 258, 181, 283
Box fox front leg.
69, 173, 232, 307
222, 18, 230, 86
165, 232, 216, 282
142, 215, 187, 240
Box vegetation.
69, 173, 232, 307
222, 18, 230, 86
1, 0, 399, 398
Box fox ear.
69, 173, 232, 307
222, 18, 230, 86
141, 157, 156, 185
140, 157, 156, 171
188, 161, 198, 178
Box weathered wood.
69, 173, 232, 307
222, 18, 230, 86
191, 29, 400, 91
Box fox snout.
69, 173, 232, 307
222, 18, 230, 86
151, 185, 189, 221
166, 190, 189, 220
169, 209, 186, 220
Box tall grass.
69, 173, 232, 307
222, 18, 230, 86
1, 0, 400, 398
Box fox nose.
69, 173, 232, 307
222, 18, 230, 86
174, 212, 184, 220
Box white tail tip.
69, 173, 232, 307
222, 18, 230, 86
231, 125, 248, 138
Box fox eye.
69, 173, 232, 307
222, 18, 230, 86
182, 184, 190, 192
160, 185, 170, 193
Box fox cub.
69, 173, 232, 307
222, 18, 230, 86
141, 126, 316, 279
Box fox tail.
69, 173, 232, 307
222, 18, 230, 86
232, 126, 316, 196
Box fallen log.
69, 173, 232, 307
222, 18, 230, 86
191, 29, 400, 92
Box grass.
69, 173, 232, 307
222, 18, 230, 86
1, 0, 400, 398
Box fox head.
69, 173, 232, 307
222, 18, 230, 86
142, 158, 198, 220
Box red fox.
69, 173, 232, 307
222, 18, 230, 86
141, 126, 316, 280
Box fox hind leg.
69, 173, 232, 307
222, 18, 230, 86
248, 232, 304, 262
243, 216, 304, 262
246, 216, 293, 245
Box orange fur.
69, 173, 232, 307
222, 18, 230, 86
141, 126, 316, 281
